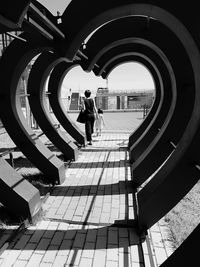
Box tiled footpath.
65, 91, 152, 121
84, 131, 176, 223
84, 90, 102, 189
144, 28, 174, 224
0, 132, 173, 267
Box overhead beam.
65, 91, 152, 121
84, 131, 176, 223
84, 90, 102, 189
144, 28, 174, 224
23, 17, 54, 40
27, 3, 65, 40
0, 14, 20, 30
6, 32, 27, 42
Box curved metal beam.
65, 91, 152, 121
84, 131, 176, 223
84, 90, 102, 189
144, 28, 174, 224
84, 41, 165, 153
61, 2, 200, 60
95, 52, 173, 163
48, 61, 86, 146
1, 4, 200, 265
0, 33, 66, 184
128, 20, 193, 185
83, 17, 149, 72
82, 15, 195, 186
96, 52, 167, 160
80, 16, 178, 182
61, 4, 200, 234
27, 51, 79, 161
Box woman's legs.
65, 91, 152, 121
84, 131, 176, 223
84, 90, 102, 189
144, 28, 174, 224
85, 115, 95, 143
85, 120, 91, 142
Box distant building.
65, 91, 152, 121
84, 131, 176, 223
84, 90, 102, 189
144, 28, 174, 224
65, 87, 155, 111
96, 87, 155, 110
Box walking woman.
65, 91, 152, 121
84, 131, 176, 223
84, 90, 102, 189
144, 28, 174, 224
83, 90, 98, 145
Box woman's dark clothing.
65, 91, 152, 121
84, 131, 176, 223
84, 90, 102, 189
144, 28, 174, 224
84, 98, 95, 142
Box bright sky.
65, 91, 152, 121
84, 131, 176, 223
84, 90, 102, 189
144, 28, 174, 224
62, 63, 154, 96
37, 0, 71, 15
37, 0, 155, 95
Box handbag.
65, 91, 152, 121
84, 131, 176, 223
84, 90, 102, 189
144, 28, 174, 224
77, 109, 87, 123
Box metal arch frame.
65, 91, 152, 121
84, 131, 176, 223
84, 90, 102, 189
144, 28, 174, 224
77, 15, 179, 184
1, 1, 200, 264
61, 2, 200, 61
94, 52, 164, 149
80, 15, 196, 186
48, 61, 86, 146
60, 4, 200, 264
82, 40, 167, 155
54, 2, 200, 263
27, 51, 79, 161
0, 0, 69, 222
96, 54, 153, 78
94, 51, 173, 166
79, 17, 176, 167
82, 16, 150, 72
0, 33, 66, 185
126, 20, 194, 184
99, 52, 162, 153
86, 41, 174, 162
60, 3, 200, 237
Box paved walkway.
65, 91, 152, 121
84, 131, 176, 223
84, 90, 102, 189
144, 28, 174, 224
0, 132, 173, 267
0, 112, 174, 266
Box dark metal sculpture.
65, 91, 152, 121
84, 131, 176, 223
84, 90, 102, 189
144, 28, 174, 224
0, 33, 66, 185
1, 1, 200, 264
48, 61, 86, 146
27, 51, 79, 161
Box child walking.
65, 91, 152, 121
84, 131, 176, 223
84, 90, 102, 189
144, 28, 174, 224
95, 108, 105, 136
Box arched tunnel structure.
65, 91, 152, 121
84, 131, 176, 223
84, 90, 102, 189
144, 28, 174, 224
0, 1, 200, 265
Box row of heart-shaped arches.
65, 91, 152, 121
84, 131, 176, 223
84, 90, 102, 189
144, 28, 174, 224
0, 1, 200, 265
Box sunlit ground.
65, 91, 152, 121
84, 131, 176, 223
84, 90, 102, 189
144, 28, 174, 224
67, 111, 144, 134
